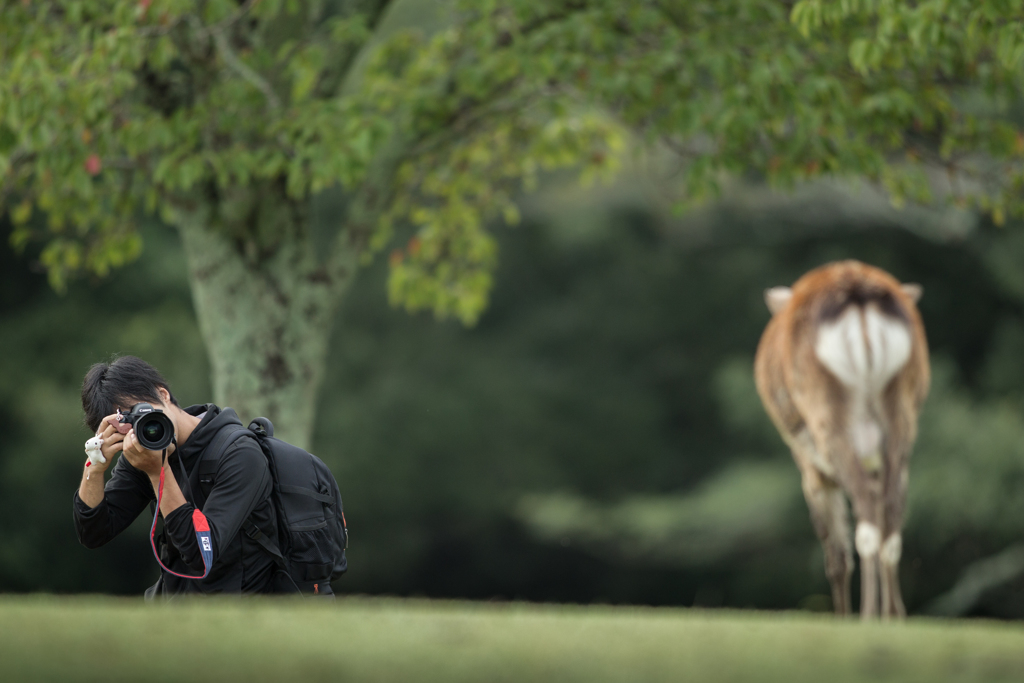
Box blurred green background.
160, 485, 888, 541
3, 172, 1024, 619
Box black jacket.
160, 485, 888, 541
73, 404, 278, 596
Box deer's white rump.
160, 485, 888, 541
815, 306, 913, 466
815, 306, 913, 393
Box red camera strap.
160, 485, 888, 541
148, 449, 213, 580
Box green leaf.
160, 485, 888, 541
11, 200, 33, 225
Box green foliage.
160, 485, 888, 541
911, 361, 1024, 551
333, 6, 628, 322
349, 0, 1024, 318
9, 0, 1024, 322
380, 110, 623, 323
471, 0, 1024, 216
0, 0, 623, 323
790, 0, 1024, 220
516, 461, 803, 566
0, 0, 391, 289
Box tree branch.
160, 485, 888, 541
0, 148, 37, 207
207, 18, 281, 111
925, 544, 1024, 617
206, 0, 260, 35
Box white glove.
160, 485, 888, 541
84, 435, 107, 467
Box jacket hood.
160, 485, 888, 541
175, 404, 244, 471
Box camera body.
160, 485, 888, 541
118, 403, 175, 451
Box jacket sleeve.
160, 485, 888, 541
73, 456, 155, 549
163, 439, 271, 572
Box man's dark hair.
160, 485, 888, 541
81, 355, 179, 432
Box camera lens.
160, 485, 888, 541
142, 421, 164, 443
135, 411, 174, 451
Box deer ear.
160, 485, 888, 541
764, 287, 792, 315
901, 283, 923, 303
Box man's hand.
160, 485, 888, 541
120, 428, 175, 477
78, 413, 127, 508
89, 414, 127, 472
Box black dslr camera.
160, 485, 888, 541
118, 403, 175, 451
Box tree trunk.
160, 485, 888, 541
173, 192, 357, 450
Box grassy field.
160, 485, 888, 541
2, 596, 1024, 682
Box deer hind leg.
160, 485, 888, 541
880, 536, 904, 619
824, 432, 884, 619
855, 512, 882, 619
811, 420, 885, 619
799, 466, 853, 616
846, 476, 885, 620
880, 465, 909, 619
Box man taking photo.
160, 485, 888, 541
74, 355, 279, 597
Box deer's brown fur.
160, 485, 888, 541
754, 260, 929, 619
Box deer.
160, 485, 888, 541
754, 260, 930, 619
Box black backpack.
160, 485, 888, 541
198, 417, 348, 595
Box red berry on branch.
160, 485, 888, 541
85, 154, 102, 176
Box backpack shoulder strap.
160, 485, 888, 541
194, 425, 255, 509
200, 425, 253, 474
